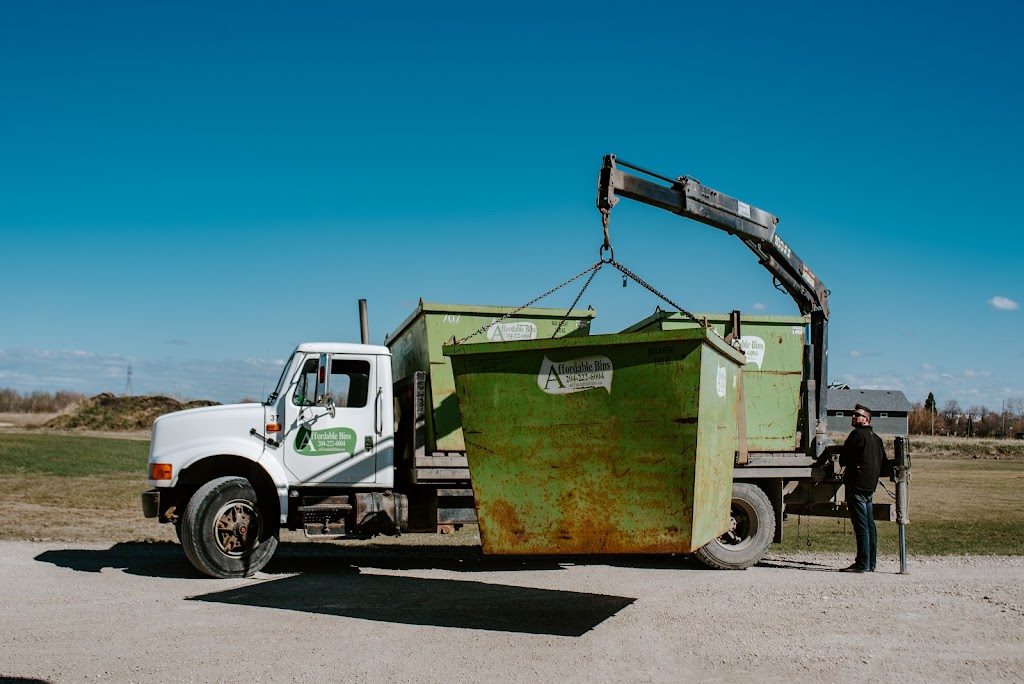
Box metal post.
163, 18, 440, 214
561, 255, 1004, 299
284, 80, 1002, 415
358, 299, 370, 344
893, 437, 911, 575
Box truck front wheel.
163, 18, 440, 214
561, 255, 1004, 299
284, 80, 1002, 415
180, 476, 279, 578
693, 482, 774, 570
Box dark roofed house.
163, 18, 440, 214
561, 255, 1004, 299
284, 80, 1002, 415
827, 386, 912, 436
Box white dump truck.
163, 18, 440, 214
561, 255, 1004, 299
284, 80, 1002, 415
141, 302, 593, 578
143, 155, 907, 579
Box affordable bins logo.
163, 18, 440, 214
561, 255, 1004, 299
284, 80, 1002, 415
294, 426, 357, 456
737, 335, 766, 369
486, 319, 538, 341
538, 355, 613, 394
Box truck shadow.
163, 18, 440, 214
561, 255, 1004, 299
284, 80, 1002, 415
190, 572, 634, 636
34, 543, 636, 637
35, 543, 199, 578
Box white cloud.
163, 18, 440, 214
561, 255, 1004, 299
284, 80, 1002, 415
751, 302, 766, 311
989, 296, 1019, 311
849, 351, 863, 358
922, 363, 936, 371
963, 369, 992, 378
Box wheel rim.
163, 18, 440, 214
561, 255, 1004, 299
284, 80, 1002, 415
719, 497, 758, 550
212, 499, 262, 557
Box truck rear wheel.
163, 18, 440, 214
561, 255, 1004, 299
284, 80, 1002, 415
693, 482, 774, 570
180, 476, 279, 578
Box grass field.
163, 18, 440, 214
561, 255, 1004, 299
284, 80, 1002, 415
778, 458, 1024, 555
1, 430, 1022, 555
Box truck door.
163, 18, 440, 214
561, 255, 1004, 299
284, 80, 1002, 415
283, 353, 380, 484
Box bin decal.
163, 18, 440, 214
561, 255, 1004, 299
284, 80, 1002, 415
537, 355, 613, 394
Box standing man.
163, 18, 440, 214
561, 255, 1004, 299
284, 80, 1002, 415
839, 403, 886, 572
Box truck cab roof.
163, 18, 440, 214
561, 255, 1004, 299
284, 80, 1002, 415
294, 342, 391, 356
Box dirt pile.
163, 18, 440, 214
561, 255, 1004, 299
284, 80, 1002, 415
44, 393, 219, 432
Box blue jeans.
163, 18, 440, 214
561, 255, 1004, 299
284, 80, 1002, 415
848, 488, 877, 571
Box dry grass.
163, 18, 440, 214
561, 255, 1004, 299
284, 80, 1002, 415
780, 457, 1024, 555
0, 412, 60, 427
0, 473, 177, 542
828, 433, 1024, 461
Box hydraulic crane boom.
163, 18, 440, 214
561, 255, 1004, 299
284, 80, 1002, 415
597, 154, 831, 454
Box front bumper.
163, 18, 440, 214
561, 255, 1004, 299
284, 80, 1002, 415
141, 489, 160, 518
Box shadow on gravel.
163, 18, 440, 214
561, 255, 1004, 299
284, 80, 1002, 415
34, 542, 199, 578
34, 543, 637, 636
190, 573, 635, 637
35, 541, 712, 579
758, 557, 837, 572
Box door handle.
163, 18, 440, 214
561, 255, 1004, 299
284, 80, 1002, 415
365, 435, 374, 449
375, 387, 384, 435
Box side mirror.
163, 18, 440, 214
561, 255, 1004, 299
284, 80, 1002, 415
315, 353, 337, 417
315, 353, 329, 405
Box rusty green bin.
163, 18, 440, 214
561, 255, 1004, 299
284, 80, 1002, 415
443, 328, 747, 555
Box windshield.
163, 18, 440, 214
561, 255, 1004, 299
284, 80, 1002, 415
265, 352, 300, 404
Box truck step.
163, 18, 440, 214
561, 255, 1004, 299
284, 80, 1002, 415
298, 495, 352, 538
297, 503, 354, 513
303, 523, 346, 538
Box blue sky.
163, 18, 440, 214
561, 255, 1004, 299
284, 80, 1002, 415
1, 1, 1021, 412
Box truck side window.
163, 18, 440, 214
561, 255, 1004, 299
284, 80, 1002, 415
292, 358, 319, 406
330, 359, 370, 409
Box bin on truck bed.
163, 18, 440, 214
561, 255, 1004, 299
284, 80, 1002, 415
624, 310, 808, 452
444, 327, 747, 555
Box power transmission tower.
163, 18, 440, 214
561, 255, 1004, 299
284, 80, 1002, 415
125, 362, 134, 396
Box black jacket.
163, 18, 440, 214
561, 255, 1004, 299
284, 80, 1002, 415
840, 425, 885, 491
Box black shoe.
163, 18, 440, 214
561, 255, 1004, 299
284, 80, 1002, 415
840, 564, 867, 573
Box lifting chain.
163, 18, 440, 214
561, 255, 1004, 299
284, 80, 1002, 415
553, 263, 601, 337
457, 210, 741, 352
457, 262, 603, 344
606, 259, 737, 349
599, 208, 736, 349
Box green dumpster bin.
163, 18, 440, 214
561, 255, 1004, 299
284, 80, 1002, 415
388, 301, 595, 453
624, 311, 807, 452
444, 328, 747, 555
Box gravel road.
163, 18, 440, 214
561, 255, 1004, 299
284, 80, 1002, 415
2, 539, 1022, 683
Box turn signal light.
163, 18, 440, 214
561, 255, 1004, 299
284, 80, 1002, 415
266, 423, 282, 433
151, 463, 173, 480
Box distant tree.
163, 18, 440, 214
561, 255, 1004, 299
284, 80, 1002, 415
942, 400, 963, 435
925, 392, 937, 415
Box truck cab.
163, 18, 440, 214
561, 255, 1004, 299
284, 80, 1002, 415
142, 342, 401, 578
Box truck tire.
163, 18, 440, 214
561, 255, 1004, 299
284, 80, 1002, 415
180, 476, 279, 579
693, 482, 774, 570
